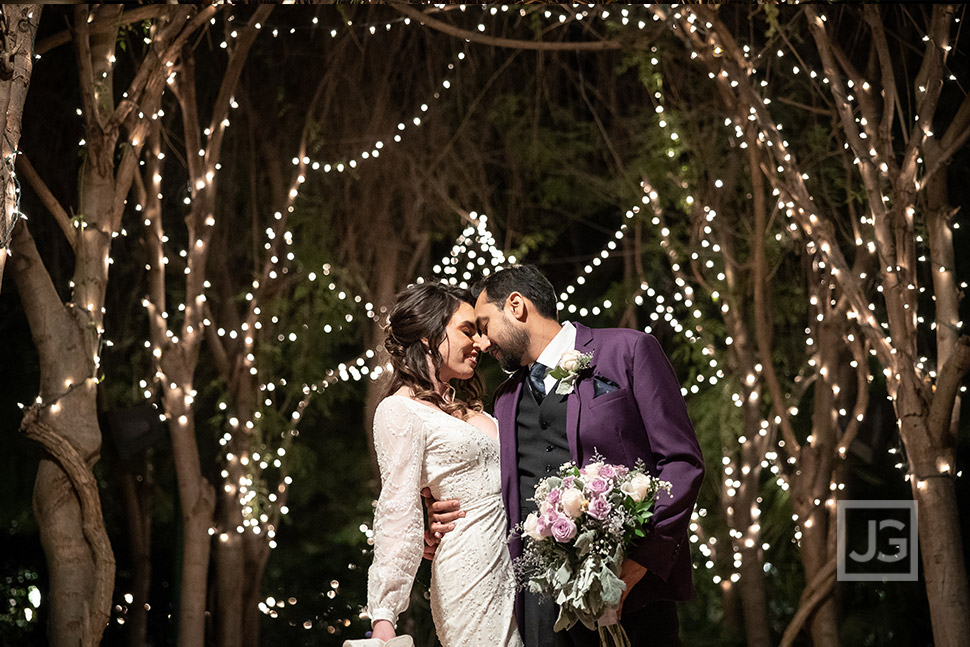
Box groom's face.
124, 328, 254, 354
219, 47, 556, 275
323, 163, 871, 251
474, 290, 531, 373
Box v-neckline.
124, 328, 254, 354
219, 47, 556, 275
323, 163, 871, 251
389, 394, 499, 441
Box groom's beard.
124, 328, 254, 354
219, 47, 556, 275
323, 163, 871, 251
493, 326, 530, 373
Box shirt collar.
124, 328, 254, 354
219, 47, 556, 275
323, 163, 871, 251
535, 321, 576, 369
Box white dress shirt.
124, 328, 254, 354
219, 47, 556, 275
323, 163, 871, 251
533, 321, 577, 393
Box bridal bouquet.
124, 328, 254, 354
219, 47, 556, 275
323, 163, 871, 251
513, 455, 672, 647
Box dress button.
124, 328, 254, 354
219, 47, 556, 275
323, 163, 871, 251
541, 421, 549, 430
545, 445, 554, 453
546, 464, 553, 473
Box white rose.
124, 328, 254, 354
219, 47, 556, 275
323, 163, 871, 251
559, 350, 584, 372
539, 500, 553, 516
523, 513, 543, 541
620, 474, 652, 503
560, 488, 587, 518
583, 461, 603, 479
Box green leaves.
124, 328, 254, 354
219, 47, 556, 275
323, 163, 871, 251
598, 566, 625, 608
574, 530, 596, 557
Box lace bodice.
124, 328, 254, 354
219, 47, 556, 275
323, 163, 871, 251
366, 395, 521, 646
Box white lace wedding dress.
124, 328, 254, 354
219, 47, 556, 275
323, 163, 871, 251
367, 395, 523, 647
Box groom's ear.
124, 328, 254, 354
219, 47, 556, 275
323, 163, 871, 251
507, 292, 528, 321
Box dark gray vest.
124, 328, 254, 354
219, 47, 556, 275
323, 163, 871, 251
516, 381, 570, 518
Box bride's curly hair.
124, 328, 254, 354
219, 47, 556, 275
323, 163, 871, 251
381, 282, 484, 419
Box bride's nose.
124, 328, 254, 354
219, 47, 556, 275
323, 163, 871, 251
473, 333, 489, 352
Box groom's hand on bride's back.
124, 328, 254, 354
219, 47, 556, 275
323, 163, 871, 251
421, 487, 465, 560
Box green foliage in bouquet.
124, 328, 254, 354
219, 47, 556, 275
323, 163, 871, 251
513, 456, 672, 642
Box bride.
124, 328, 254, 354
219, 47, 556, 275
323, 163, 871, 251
366, 282, 523, 647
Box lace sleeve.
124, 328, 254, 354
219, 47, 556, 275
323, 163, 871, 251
366, 397, 427, 628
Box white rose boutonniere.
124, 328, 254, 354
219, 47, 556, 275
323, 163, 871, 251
548, 350, 593, 395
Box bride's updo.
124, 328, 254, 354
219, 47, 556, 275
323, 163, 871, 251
381, 282, 484, 419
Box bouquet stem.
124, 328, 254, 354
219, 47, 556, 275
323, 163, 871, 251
597, 623, 631, 647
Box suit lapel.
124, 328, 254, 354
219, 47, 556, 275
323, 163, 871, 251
566, 323, 595, 464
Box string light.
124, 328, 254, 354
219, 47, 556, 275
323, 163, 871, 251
85, 5, 964, 620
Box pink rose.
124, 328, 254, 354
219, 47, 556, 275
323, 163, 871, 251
551, 517, 577, 543
546, 487, 563, 506
587, 496, 612, 520
536, 513, 555, 538
599, 464, 617, 480
587, 476, 612, 497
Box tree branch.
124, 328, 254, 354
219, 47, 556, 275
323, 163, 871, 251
203, 303, 233, 384
923, 92, 970, 187
109, 5, 218, 131
203, 5, 272, 172
15, 153, 76, 252
928, 335, 970, 445
664, 4, 898, 371
9, 220, 76, 373
137, 122, 169, 350
837, 335, 871, 456
805, 6, 888, 223
779, 557, 837, 647
73, 6, 105, 135
748, 124, 801, 455
35, 5, 169, 56
392, 4, 624, 51
424, 50, 520, 177
863, 6, 900, 152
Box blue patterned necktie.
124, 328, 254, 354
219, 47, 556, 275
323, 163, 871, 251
529, 362, 548, 398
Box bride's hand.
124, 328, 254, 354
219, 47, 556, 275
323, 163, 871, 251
372, 620, 395, 642
423, 530, 438, 560
426, 498, 465, 537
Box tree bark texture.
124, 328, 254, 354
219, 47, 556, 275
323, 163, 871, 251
10, 216, 115, 647
0, 4, 40, 291
118, 456, 154, 647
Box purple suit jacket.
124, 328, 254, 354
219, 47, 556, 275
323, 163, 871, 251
494, 323, 705, 627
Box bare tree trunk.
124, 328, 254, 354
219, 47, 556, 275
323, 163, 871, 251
241, 534, 270, 647
168, 392, 218, 647
136, 10, 267, 645
214, 525, 244, 647
720, 577, 740, 638
365, 231, 401, 476
9, 9, 131, 643
717, 167, 771, 647
0, 4, 40, 291
10, 221, 115, 647
359, 169, 410, 481
923, 159, 963, 450
792, 314, 842, 647
119, 455, 154, 647
734, 399, 771, 647
898, 368, 970, 647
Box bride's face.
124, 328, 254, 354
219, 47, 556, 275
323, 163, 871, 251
435, 302, 481, 383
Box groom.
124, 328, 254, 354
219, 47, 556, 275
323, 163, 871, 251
431, 265, 704, 647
